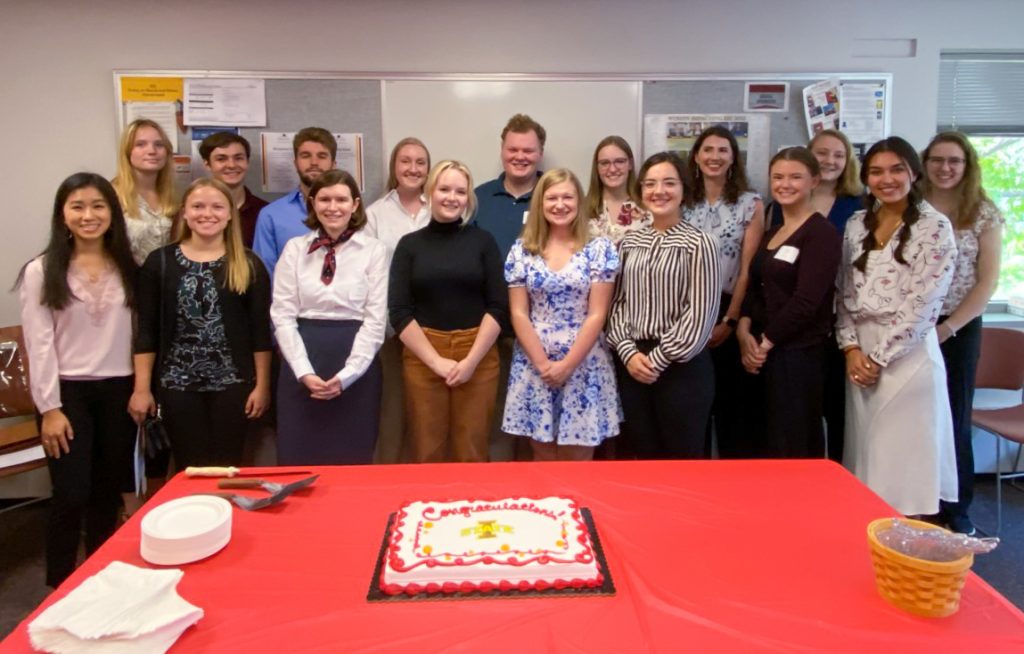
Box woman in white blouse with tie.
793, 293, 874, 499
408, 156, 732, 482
271, 169, 388, 465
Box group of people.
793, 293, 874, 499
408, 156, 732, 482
17, 113, 1003, 587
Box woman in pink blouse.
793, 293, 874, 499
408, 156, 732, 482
922, 131, 1005, 535
836, 137, 958, 517
17, 173, 138, 587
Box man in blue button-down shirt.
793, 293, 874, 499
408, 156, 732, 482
253, 127, 338, 278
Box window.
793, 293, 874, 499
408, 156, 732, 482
939, 53, 1024, 300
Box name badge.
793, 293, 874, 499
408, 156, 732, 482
523, 210, 529, 225
775, 245, 800, 263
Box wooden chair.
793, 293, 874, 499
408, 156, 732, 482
971, 327, 1024, 534
0, 325, 45, 490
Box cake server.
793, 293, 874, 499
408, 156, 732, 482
185, 466, 313, 478
218, 474, 320, 497
192, 491, 287, 511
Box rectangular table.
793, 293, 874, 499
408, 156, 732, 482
4, 460, 1024, 653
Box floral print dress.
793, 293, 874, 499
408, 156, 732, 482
501, 237, 623, 446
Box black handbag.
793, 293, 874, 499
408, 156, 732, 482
141, 407, 171, 462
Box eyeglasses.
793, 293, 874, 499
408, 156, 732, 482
597, 158, 630, 169
926, 156, 965, 168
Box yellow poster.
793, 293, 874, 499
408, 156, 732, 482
120, 77, 183, 102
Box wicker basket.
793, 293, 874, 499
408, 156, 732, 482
866, 518, 974, 618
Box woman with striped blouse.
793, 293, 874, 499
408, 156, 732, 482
607, 152, 720, 458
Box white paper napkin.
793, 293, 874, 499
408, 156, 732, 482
28, 561, 203, 654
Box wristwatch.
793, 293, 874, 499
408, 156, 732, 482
721, 316, 738, 328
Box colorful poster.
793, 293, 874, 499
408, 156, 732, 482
642, 113, 771, 192
744, 82, 789, 112
120, 77, 183, 102
802, 78, 841, 139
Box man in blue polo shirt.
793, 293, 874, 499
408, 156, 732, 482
473, 114, 546, 259
253, 127, 337, 277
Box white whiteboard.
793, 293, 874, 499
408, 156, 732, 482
382, 80, 642, 190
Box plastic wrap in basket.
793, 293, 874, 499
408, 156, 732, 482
866, 518, 974, 618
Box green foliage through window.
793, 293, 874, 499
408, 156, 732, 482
972, 137, 1024, 299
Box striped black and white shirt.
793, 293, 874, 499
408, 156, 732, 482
606, 221, 720, 371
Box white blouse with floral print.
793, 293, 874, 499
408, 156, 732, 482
125, 195, 173, 266
836, 202, 958, 367
682, 191, 759, 294
941, 201, 1005, 315
588, 200, 652, 247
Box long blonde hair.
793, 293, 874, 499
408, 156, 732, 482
521, 169, 589, 255
112, 119, 177, 218
175, 178, 252, 293
386, 137, 431, 192
808, 129, 863, 198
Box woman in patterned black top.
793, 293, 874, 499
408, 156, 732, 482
131, 178, 272, 469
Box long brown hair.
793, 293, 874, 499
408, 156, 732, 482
921, 131, 992, 230
521, 169, 589, 255
583, 136, 641, 220
853, 137, 924, 273
685, 125, 750, 208
175, 178, 252, 293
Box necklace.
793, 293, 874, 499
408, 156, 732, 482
875, 219, 904, 248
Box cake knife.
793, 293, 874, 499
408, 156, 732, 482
185, 466, 313, 478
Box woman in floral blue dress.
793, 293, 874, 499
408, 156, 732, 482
502, 168, 621, 460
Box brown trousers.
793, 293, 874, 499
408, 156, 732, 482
403, 327, 499, 463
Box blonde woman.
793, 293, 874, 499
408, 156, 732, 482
111, 119, 177, 265
503, 169, 621, 461
922, 131, 1004, 535
389, 161, 508, 463
130, 178, 272, 469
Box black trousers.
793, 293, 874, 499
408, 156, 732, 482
617, 349, 714, 459
45, 377, 135, 587
160, 383, 252, 469
761, 342, 826, 459
823, 339, 847, 463
939, 315, 983, 520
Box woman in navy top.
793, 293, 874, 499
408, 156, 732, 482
738, 147, 841, 458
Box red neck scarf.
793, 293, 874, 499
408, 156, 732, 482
307, 228, 355, 285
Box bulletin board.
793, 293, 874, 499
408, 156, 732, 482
113, 71, 892, 202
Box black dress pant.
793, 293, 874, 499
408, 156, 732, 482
617, 349, 714, 459
823, 339, 847, 463
159, 383, 252, 469
45, 377, 135, 587
939, 315, 983, 520
761, 342, 826, 459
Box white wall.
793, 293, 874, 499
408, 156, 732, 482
1, 0, 1022, 323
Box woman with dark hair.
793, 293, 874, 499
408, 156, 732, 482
607, 152, 720, 459
738, 147, 841, 458
922, 131, 1005, 535
17, 173, 138, 586
272, 169, 387, 465
130, 178, 272, 469
837, 136, 958, 517
583, 135, 649, 245
683, 125, 766, 458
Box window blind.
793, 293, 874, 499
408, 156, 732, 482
938, 53, 1024, 134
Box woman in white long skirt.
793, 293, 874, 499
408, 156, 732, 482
836, 136, 958, 517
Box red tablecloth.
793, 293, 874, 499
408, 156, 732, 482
4, 460, 1024, 653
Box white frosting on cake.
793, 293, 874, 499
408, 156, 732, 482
381, 496, 601, 595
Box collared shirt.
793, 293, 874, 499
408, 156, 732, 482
19, 258, 134, 413
365, 189, 431, 265
606, 222, 720, 372
473, 172, 541, 259
270, 230, 388, 390
682, 191, 760, 295
253, 188, 309, 279
238, 186, 269, 249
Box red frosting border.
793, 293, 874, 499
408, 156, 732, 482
380, 496, 600, 595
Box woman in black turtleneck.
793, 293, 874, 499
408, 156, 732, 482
388, 160, 509, 463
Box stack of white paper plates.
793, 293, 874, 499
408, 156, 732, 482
140, 496, 232, 565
